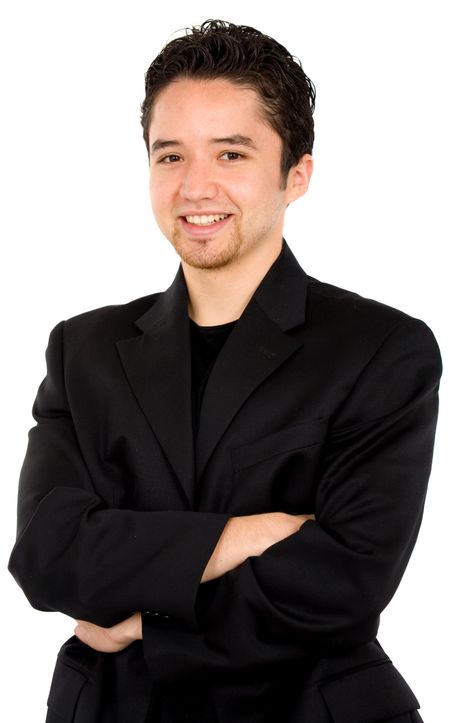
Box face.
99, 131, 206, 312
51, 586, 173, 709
148, 77, 311, 270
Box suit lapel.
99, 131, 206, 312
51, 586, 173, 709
195, 240, 308, 479
115, 267, 197, 506
115, 240, 308, 505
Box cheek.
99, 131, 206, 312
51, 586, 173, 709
237, 178, 285, 217
149, 178, 168, 217
223, 172, 269, 208
241, 163, 282, 197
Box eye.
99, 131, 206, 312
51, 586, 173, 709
159, 154, 182, 164
220, 151, 243, 161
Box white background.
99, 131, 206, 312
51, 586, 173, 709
1, 1, 448, 720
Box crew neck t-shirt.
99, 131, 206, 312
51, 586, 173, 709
166, 318, 237, 720
189, 317, 238, 439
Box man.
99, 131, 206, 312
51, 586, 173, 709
9, 19, 441, 723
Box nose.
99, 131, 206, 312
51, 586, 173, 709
180, 158, 218, 201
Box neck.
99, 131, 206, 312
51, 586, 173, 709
182, 239, 283, 326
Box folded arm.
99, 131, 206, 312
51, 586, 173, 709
200, 511, 315, 583
9, 317, 442, 681
74, 512, 314, 650
139, 317, 441, 681
8, 321, 230, 630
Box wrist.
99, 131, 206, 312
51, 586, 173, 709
116, 612, 142, 644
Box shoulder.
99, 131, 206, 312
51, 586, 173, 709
43, 293, 163, 359
62, 292, 161, 338
304, 274, 442, 387
302, 277, 442, 426
307, 274, 409, 326
306, 273, 438, 344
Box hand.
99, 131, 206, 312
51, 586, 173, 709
261, 511, 315, 550
297, 513, 315, 523
74, 611, 142, 653
201, 511, 316, 583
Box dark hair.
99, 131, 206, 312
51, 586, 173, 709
141, 19, 315, 184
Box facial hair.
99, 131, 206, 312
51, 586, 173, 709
171, 219, 242, 270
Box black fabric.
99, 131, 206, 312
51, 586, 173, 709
318, 660, 419, 723
189, 318, 238, 439
382, 713, 424, 722
8, 240, 440, 723
146, 681, 219, 723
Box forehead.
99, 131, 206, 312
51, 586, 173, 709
149, 78, 274, 141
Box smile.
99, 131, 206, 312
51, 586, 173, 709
185, 214, 229, 226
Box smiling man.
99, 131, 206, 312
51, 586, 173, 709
9, 19, 441, 723
149, 79, 309, 280
147, 76, 312, 328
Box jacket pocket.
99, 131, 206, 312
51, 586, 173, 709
318, 660, 420, 723
229, 419, 326, 513
46, 655, 89, 722
231, 419, 326, 470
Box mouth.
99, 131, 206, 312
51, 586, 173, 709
184, 213, 229, 226
179, 213, 232, 237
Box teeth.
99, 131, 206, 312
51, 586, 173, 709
185, 214, 229, 225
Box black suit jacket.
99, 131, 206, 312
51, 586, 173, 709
9, 240, 441, 722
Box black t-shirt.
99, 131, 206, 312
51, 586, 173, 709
164, 318, 237, 720
189, 317, 238, 439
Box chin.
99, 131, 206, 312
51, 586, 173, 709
172, 231, 242, 270
177, 247, 237, 270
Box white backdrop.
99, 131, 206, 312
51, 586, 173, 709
1, 1, 448, 720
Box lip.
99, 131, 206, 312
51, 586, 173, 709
179, 214, 233, 237
179, 211, 232, 217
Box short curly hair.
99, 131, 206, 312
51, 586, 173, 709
141, 19, 315, 185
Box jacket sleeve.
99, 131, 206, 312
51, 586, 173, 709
8, 321, 230, 629
141, 317, 442, 681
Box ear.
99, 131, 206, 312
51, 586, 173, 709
285, 154, 313, 204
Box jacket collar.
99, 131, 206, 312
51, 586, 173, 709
116, 240, 308, 507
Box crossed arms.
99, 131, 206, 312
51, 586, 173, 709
8, 315, 442, 679
74, 511, 315, 652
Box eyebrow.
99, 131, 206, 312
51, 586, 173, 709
150, 134, 257, 156
150, 139, 181, 155
211, 135, 257, 149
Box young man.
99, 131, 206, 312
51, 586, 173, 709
9, 19, 441, 723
